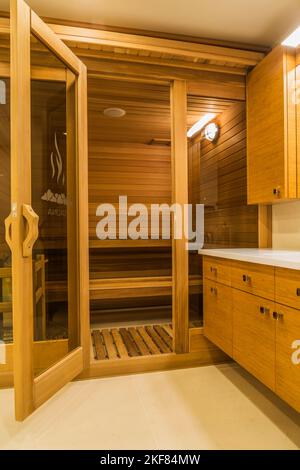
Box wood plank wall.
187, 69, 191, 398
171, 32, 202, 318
88, 81, 173, 321
188, 101, 259, 323
88, 142, 172, 246
188, 101, 258, 250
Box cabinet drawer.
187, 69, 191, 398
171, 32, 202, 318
203, 256, 231, 286
231, 260, 274, 300
275, 267, 300, 310
233, 290, 276, 390
203, 280, 233, 357
274, 303, 300, 413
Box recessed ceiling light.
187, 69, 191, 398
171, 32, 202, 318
103, 107, 126, 118
187, 113, 216, 138
282, 26, 300, 47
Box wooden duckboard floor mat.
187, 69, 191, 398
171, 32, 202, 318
92, 324, 173, 360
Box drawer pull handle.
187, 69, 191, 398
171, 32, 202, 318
296, 288, 300, 297
273, 311, 284, 320
210, 287, 217, 295
273, 187, 280, 197
210, 267, 217, 275
242, 274, 251, 283
260, 306, 270, 315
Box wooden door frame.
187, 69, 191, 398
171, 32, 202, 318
170, 80, 189, 353
84, 73, 189, 356
11, 0, 89, 420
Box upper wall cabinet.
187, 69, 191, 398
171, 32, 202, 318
247, 45, 298, 204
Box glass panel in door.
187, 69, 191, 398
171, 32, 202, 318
0, 28, 12, 351
30, 35, 79, 376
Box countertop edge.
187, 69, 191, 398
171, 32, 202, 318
198, 249, 300, 271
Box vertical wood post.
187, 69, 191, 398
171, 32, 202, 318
77, 62, 90, 369
171, 80, 189, 353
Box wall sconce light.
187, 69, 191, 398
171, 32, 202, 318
204, 122, 219, 142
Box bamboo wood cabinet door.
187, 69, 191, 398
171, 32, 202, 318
247, 45, 298, 204
232, 289, 276, 390
230, 260, 274, 300
203, 280, 233, 356
274, 303, 300, 413
203, 256, 231, 286
203, 256, 300, 412
275, 267, 300, 310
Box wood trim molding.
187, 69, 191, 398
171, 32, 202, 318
30, 10, 82, 75
77, 61, 91, 370
0, 15, 265, 76
80, 348, 229, 380
11, 0, 34, 422
48, 23, 264, 67
0, 62, 67, 81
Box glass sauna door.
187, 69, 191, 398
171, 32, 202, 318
10, 0, 88, 421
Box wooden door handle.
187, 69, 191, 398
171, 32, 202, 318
4, 213, 13, 250
22, 204, 39, 257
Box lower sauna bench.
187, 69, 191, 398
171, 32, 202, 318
91, 324, 173, 360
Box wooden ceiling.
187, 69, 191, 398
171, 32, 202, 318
88, 77, 239, 144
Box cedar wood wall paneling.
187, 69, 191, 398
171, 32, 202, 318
88, 141, 173, 282
188, 101, 259, 251
188, 101, 258, 323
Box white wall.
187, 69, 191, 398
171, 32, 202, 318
272, 201, 300, 249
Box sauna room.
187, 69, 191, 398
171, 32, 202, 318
5, 0, 300, 435
0, 29, 258, 363
0, 2, 261, 380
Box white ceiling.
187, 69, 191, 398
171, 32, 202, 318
1, 0, 300, 47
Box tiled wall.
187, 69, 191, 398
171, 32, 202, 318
272, 201, 300, 249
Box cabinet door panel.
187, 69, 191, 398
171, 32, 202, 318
275, 267, 300, 310
203, 256, 231, 286
233, 290, 276, 390
204, 280, 233, 356
275, 303, 300, 412
231, 260, 274, 300
247, 45, 297, 204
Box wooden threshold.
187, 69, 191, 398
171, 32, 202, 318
80, 330, 229, 381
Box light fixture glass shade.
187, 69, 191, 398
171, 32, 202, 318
187, 113, 215, 138
204, 122, 219, 142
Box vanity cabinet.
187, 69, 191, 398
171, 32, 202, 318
247, 45, 298, 204
233, 289, 276, 391
203, 280, 233, 356
203, 256, 300, 413
275, 303, 300, 413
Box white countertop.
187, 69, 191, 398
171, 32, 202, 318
199, 248, 300, 270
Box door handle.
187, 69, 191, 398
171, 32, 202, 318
4, 213, 13, 251
22, 204, 39, 257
